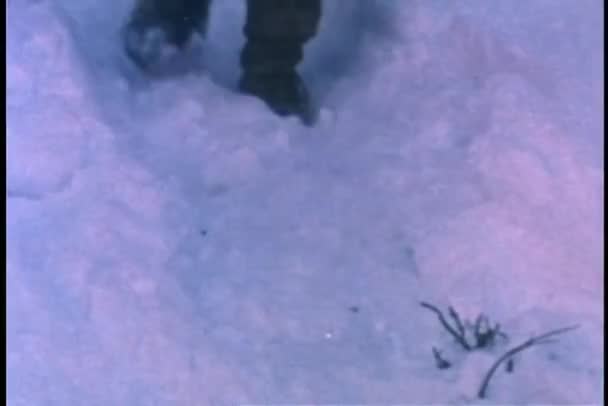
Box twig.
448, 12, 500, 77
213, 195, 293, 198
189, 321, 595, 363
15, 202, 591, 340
432, 346, 451, 369
449, 306, 468, 341
505, 358, 514, 373
473, 314, 484, 336
473, 314, 486, 347
477, 325, 579, 399
420, 302, 472, 351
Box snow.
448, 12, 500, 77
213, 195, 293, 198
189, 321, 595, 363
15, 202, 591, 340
6, 0, 603, 404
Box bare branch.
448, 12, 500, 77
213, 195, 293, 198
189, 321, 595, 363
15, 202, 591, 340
473, 314, 483, 337
449, 306, 468, 341
478, 325, 579, 399
420, 302, 472, 351
432, 346, 451, 369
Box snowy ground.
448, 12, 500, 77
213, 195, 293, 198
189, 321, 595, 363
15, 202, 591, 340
7, 0, 603, 404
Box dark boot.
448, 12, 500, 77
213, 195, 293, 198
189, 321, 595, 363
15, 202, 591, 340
122, 0, 211, 70
240, 70, 311, 119
238, 0, 321, 124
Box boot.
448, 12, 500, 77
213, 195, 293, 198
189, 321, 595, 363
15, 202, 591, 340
122, 0, 211, 70
238, 70, 313, 124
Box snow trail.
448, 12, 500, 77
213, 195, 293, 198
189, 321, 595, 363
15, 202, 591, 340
7, 0, 603, 404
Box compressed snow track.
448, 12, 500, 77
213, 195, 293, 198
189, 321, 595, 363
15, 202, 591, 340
7, 0, 603, 404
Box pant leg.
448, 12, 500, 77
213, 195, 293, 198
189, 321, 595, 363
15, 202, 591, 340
241, 0, 322, 75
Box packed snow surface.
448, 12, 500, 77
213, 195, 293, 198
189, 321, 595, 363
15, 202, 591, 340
7, 0, 603, 404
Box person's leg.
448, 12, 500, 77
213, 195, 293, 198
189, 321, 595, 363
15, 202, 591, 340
123, 0, 212, 69
239, 0, 322, 122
